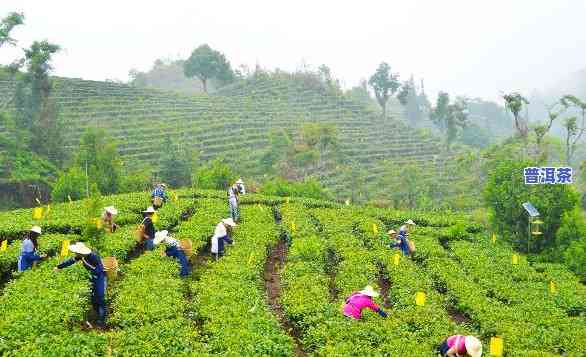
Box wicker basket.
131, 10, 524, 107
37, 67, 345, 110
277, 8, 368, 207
102, 256, 119, 280
180, 239, 193, 257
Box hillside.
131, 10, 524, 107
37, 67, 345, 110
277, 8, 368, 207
0, 190, 583, 355
0, 71, 455, 197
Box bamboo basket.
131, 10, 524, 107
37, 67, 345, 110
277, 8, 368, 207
180, 239, 193, 257
102, 256, 119, 280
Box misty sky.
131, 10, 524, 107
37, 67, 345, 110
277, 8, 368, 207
1, 0, 585, 102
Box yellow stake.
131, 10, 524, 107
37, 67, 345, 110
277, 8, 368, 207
0, 240, 7, 252
492, 233, 496, 244
489, 337, 504, 356
95, 218, 103, 230
248, 253, 254, 265
60, 240, 70, 258
32, 207, 43, 220
291, 222, 296, 233
152, 211, 159, 223
393, 253, 400, 266
549, 280, 556, 294
512, 254, 519, 265
372, 223, 378, 234
415, 292, 426, 306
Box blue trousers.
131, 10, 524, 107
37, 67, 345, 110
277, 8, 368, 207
145, 238, 155, 251
166, 246, 190, 277
17, 252, 42, 272
229, 199, 239, 221
91, 273, 107, 324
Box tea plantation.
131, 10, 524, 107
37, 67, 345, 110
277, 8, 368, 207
0, 190, 584, 356
0, 71, 455, 195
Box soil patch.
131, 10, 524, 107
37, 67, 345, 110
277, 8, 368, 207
447, 305, 472, 324
264, 239, 306, 357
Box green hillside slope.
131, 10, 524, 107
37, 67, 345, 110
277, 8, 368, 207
0, 71, 452, 196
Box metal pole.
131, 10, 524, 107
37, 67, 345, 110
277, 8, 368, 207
527, 218, 531, 254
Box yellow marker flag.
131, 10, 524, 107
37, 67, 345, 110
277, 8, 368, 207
248, 253, 254, 265
0, 240, 7, 252
372, 223, 378, 234
291, 222, 296, 233
415, 292, 426, 306
492, 233, 497, 244
95, 218, 103, 230
512, 254, 519, 265
393, 253, 400, 266
60, 240, 70, 258
549, 281, 556, 294
172, 192, 178, 202
32, 207, 43, 220
152, 211, 159, 223
490, 337, 504, 356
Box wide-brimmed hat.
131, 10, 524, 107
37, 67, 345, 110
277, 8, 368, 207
236, 179, 244, 184
359, 285, 379, 298
387, 229, 397, 235
222, 218, 237, 227
464, 336, 482, 357
69, 242, 91, 255
160, 183, 167, 188
143, 206, 156, 214
154, 230, 169, 245
405, 219, 416, 226
30, 226, 42, 234
104, 206, 118, 215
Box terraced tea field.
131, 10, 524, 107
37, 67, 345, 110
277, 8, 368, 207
0, 72, 456, 196
0, 190, 583, 356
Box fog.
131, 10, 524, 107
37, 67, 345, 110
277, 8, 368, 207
1, 0, 585, 102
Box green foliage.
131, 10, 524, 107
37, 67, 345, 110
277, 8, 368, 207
483, 156, 579, 252
193, 158, 235, 190
261, 178, 331, 200
159, 136, 195, 188
0, 11, 24, 48
368, 62, 400, 118
183, 44, 234, 93
117, 166, 152, 193
81, 184, 105, 249
460, 123, 490, 149
129, 58, 209, 95
431, 92, 468, 150
51, 166, 86, 202
563, 238, 586, 280
74, 127, 122, 195
502, 92, 529, 137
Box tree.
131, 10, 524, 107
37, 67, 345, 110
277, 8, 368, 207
193, 158, 235, 190
74, 128, 122, 195
299, 122, 339, 177
502, 92, 529, 138
397, 76, 424, 124
0, 12, 24, 48
560, 95, 586, 165
431, 92, 468, 149
183, 44, 234, 93
159, 136, 195, 188
368, 62, 400, 119
532, 102, 564, 160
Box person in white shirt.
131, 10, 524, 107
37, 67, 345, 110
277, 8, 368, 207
236, 179, 246, 195
227, 184, 240, 222
211, 218, 237, 260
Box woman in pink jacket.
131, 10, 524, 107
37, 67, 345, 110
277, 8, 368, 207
438, 335, 482, 357
342, 285, 388, 320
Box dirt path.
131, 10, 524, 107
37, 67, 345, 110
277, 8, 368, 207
264, 237, 307, 357
447, 305, 472, 324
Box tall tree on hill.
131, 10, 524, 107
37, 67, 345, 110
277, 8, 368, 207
502, 92, 529, 138
397, 76, 424, 124
431, 92, 468, 150
14, 40, 64, 164
184, 44, 234, 93
368, 62, 400, 119
0, 11, 24, 48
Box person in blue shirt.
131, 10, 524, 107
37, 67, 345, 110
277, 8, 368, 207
154, 230, 190, 277
391, 219, 416, 256
151, 183, 168, 209
54, 242, 107, 328
17, 226, 47, 272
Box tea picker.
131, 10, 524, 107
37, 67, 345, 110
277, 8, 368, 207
151, 183, 168, 209
236, 178, 246, 195
211, 218, 237, 260
53, 242, 107, 328
101, 206, 118, 233
140, 206, 157, 250
342, 285, 388, 320
17, 226, 47, 272
437, 335, 482, 357
392, 219, 416, 256
227, 183, 240, 222
154, 230, 190, 277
